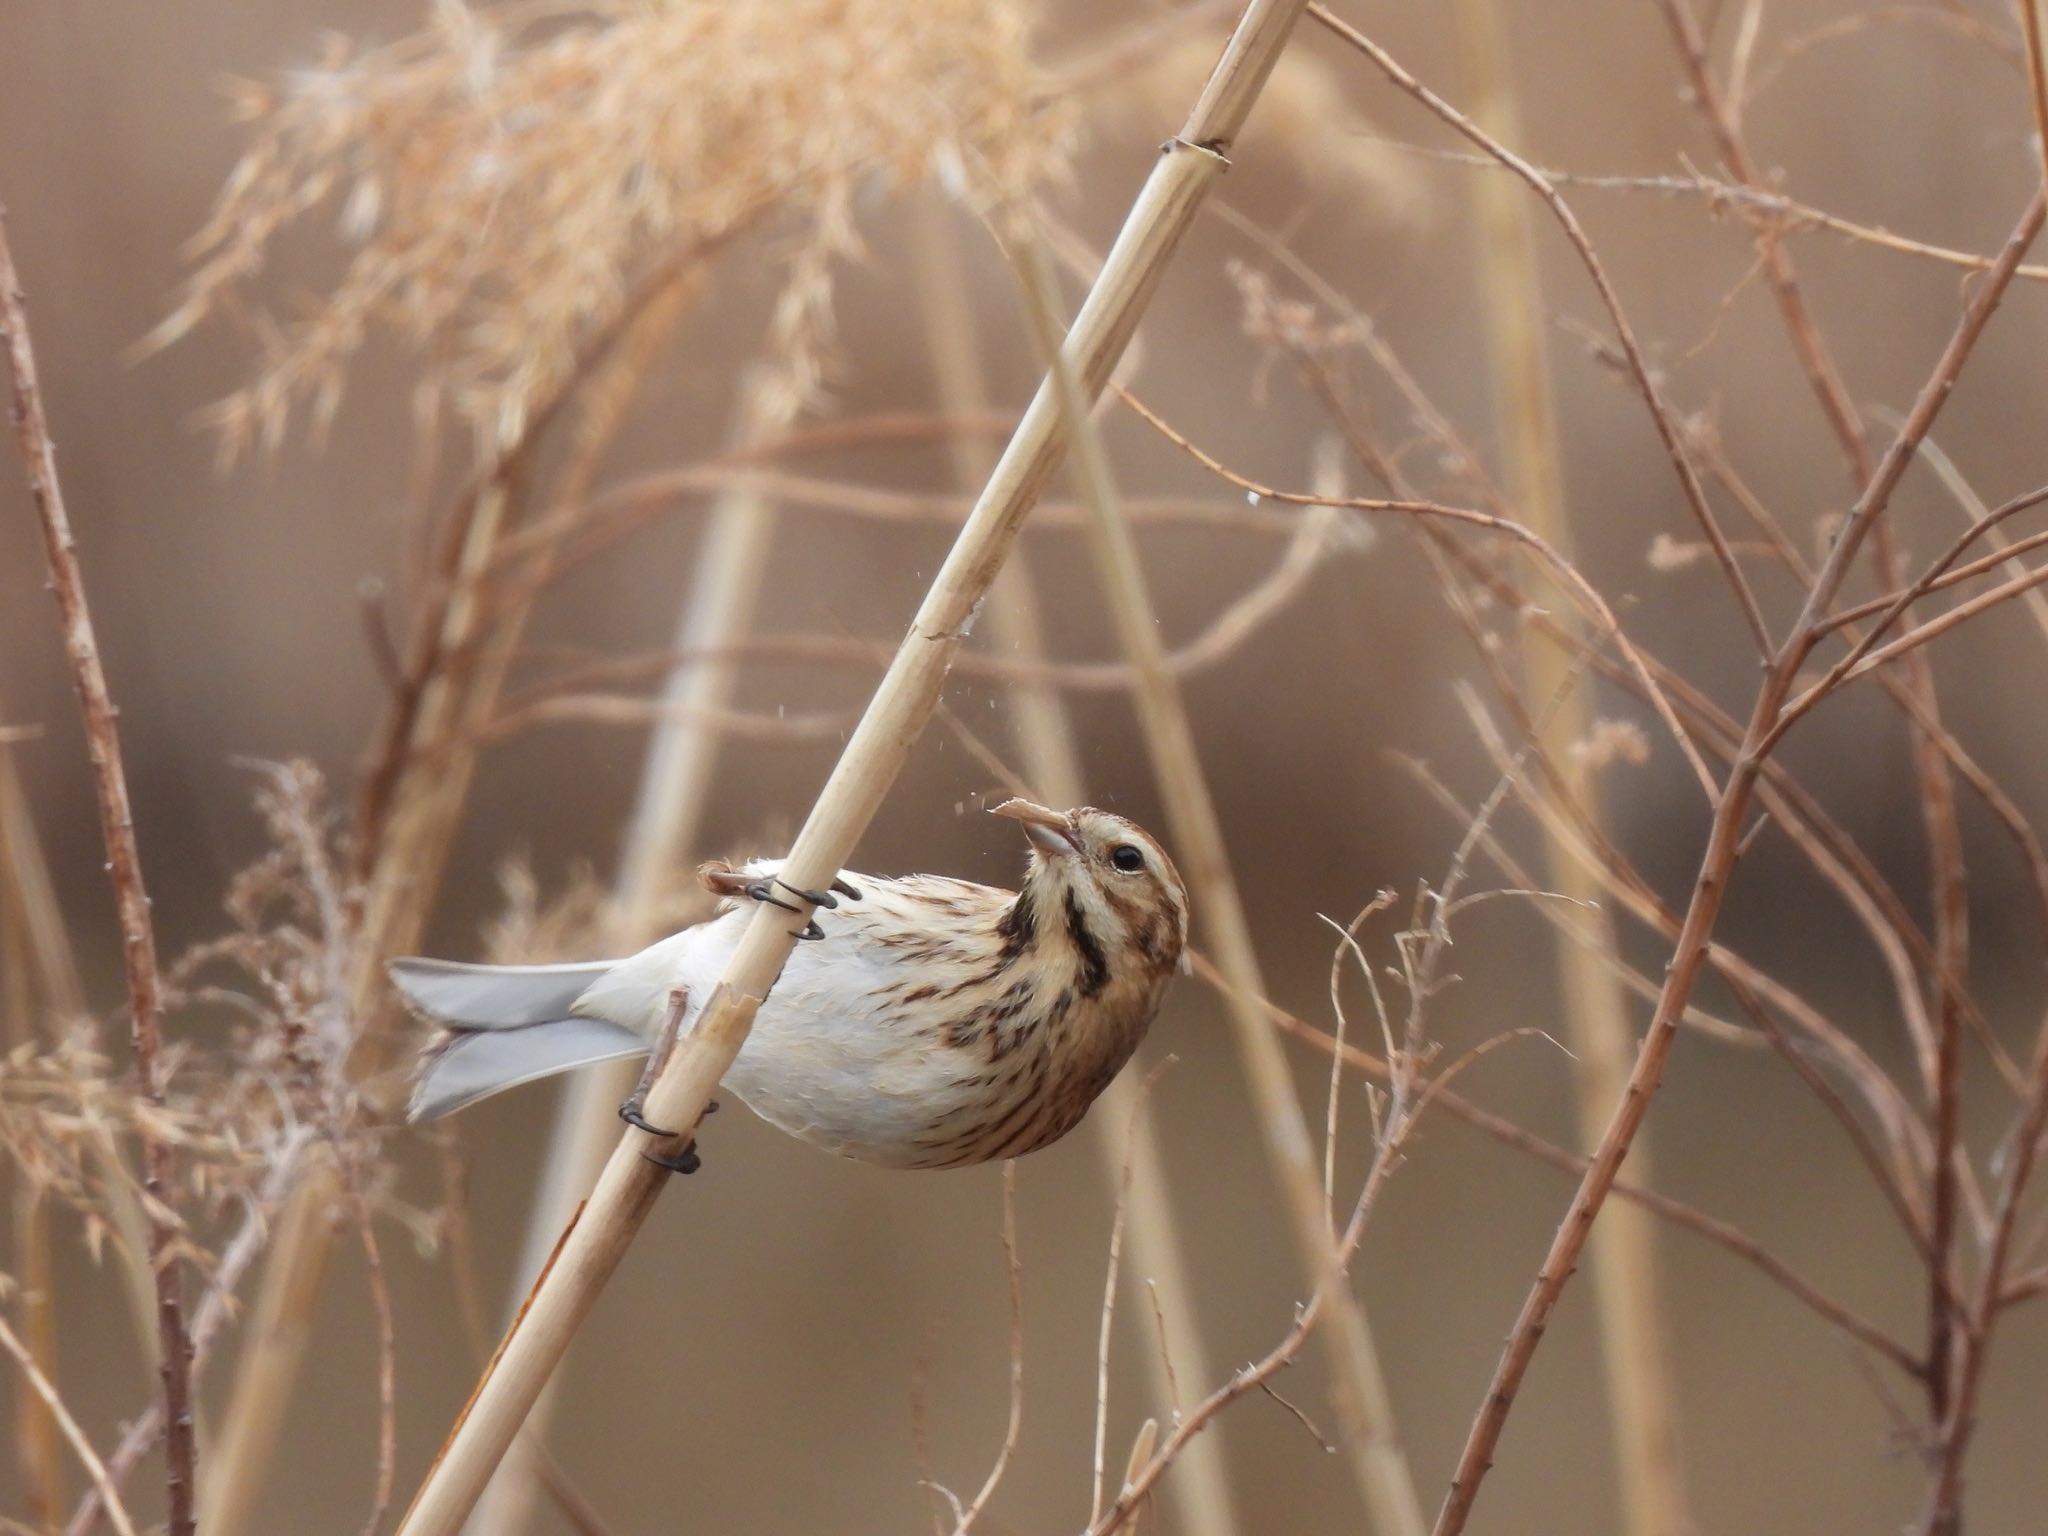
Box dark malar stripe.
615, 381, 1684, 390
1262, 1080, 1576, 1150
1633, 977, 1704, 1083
1064, 889, 1111, 997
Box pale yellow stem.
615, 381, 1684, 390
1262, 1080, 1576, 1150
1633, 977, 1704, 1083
1451, 4, 1691, 1533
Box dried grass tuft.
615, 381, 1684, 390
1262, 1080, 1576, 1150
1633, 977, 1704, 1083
154, 0, 1073, 458
1, 762, 379, 1284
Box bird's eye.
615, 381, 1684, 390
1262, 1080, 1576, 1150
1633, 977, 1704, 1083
1110, 844, 1146, 873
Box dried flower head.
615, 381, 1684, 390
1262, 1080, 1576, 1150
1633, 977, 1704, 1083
156, 0, 1071, 459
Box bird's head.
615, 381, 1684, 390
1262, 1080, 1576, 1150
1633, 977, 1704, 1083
989, 799, 1189, 993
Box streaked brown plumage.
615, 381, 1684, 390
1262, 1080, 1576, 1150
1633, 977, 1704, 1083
392, 800, 1188, 1168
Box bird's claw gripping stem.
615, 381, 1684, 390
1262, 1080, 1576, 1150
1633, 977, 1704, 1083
638, 1138, 702, 1176
618, 985, 718, 1175
741, 875, 857, 941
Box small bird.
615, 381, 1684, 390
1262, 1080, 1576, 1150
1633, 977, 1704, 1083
391, 800, 1188, 1170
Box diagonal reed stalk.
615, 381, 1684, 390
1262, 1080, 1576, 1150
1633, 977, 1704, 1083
466, 368, 784, 1536
391, 7, 1315, 1529
909, 192, 1243, 1536
1006, 227, 1425, 1536
1449, 4, 1692, 1533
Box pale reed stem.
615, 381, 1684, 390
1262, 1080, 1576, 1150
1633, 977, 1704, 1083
1450, 4, 1692, 1533
1007, 226, 1424, 1536
390, 8, 1315, 1530
466, 369, 783, 1536
909, 193, 1242, 1536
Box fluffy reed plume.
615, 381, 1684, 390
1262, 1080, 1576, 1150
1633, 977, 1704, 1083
152, 0, 1072, 457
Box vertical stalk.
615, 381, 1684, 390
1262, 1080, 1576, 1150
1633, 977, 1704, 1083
1008, 229, 1425, 1536
1450, 5, 1692, 1533
1, 209, 197, 1536
392, 9, 1316, 1528
909, 194, 1242, 1536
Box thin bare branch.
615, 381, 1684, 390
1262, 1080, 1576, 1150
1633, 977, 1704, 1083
1309, 3, 1771, 655
0, 204, 197, 1536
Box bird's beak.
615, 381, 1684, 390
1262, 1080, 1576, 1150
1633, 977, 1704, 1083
989, 798, 1082, 858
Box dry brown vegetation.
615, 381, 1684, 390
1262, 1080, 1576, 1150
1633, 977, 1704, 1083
8, 1, 2048, 1533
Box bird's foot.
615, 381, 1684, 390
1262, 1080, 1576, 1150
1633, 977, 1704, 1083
702, 864, 858, 940
738, 875, 856, 940
641, 1140, 702, 1176
618, 1098, 719, 1177
617, 984, 709, 1175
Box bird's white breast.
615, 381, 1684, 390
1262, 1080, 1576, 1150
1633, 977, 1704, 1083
571, 863, 985, 1166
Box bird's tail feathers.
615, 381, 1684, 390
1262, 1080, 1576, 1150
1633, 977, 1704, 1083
388, 956, 614, 1030
409, 1018, 647, 1122
391, 956, 646, 1122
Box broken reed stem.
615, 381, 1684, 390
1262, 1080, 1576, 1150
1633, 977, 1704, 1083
949, 1162, 1024, 1536
1007, 228, 1424, 1536
391, 8, 1315, 1530
909, 192, 1243, 1536
0, 206, 199, 1536
1430, 188, 2046, 1536
1449, 5, 1690, 1533
469, 367, 784, 1536
435, 261, 701, 1536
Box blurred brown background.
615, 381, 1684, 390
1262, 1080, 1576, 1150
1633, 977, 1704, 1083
5, 2, 2048, 1533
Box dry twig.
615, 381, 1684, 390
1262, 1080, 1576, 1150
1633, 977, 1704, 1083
0, 205, 198, 1536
